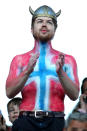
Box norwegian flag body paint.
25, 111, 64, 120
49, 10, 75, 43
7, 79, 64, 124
6, 41, 79, 112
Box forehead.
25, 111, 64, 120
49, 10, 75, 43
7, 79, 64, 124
35, 16, 53, 21
8, 103, 18, 108
8, 104, 19, 112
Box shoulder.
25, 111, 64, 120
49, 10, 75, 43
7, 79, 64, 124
52, 48, 76, 61
11, 51, 33, 64
65, 54, 77, 66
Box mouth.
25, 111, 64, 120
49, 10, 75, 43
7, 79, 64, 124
41, 30, 47, 34
40, 29, 48, 33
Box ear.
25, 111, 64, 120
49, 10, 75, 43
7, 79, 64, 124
31, 28, 33, 34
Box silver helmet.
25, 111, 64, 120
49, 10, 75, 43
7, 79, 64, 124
29, 5, 61, 22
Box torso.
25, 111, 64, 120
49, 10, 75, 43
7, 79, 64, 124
7, 41, 79, 112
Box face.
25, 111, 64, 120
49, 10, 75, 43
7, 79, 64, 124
65, 120, 87, 131
83, 81, 87, 95
8, 104, 20, 123
32, 17, 56, 42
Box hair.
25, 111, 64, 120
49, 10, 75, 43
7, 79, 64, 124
81, 77, 87, 94
7, 97, 22, 113
31, 17, 57, 30
65, 112, 87, 128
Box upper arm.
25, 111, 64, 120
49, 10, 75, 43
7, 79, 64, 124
6, 56, 20, 87
64, 55, 79, 87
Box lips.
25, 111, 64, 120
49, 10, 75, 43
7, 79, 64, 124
41, 30, 47, 33
40, 28, 48, 33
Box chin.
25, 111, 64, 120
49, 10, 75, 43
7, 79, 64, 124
37, 36, 53, 42
33, 33, 54, 42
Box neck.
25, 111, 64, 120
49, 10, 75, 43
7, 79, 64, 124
33, 40, 53, 53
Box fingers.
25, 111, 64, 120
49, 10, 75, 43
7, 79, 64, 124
59, 54, 65, 65
26, 53, 39, 74
56, 54, 65, 73
30, 53, 39, 66
56, 54, 65, 67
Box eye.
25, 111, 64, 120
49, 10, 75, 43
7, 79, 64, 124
36, 20, 43, 24
9, 108, 14, 112
47, 21, 53, 25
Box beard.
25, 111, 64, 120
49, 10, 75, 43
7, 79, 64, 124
33, 30, 54, 42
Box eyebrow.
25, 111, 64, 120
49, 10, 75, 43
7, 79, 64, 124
36, 18, 52, 21
36, 18, 43, 21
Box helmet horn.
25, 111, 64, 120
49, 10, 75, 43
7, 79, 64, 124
56, 9, 61, 17
29, 6, 34, 15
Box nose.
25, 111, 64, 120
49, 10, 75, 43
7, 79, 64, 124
42, 21, 47, 26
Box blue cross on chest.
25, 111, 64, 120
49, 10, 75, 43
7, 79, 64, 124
25, 43, 58, 109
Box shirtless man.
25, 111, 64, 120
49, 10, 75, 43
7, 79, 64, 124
6, 5, 79, 131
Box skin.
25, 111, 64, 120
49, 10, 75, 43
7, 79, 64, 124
6, 16, 79, 104
78, 81, 87, 113
8, 104, 20, 123
64, 120, 87, 131
31, 17, 56, 42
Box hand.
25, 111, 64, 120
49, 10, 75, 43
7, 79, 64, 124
56, 54, 65, 73
26, 53, 39, 75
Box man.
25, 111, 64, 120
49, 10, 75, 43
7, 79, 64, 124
6, 5, 79, 131
7, 97, 22, 124
63, 112, 87, 131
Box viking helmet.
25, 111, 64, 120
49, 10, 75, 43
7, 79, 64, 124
29, 5, 61, 22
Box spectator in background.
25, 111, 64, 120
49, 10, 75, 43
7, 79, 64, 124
63, 112, 87, 131
7, 97, 22, 124
0, 110, 11, 131
72, 77, 87, 113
